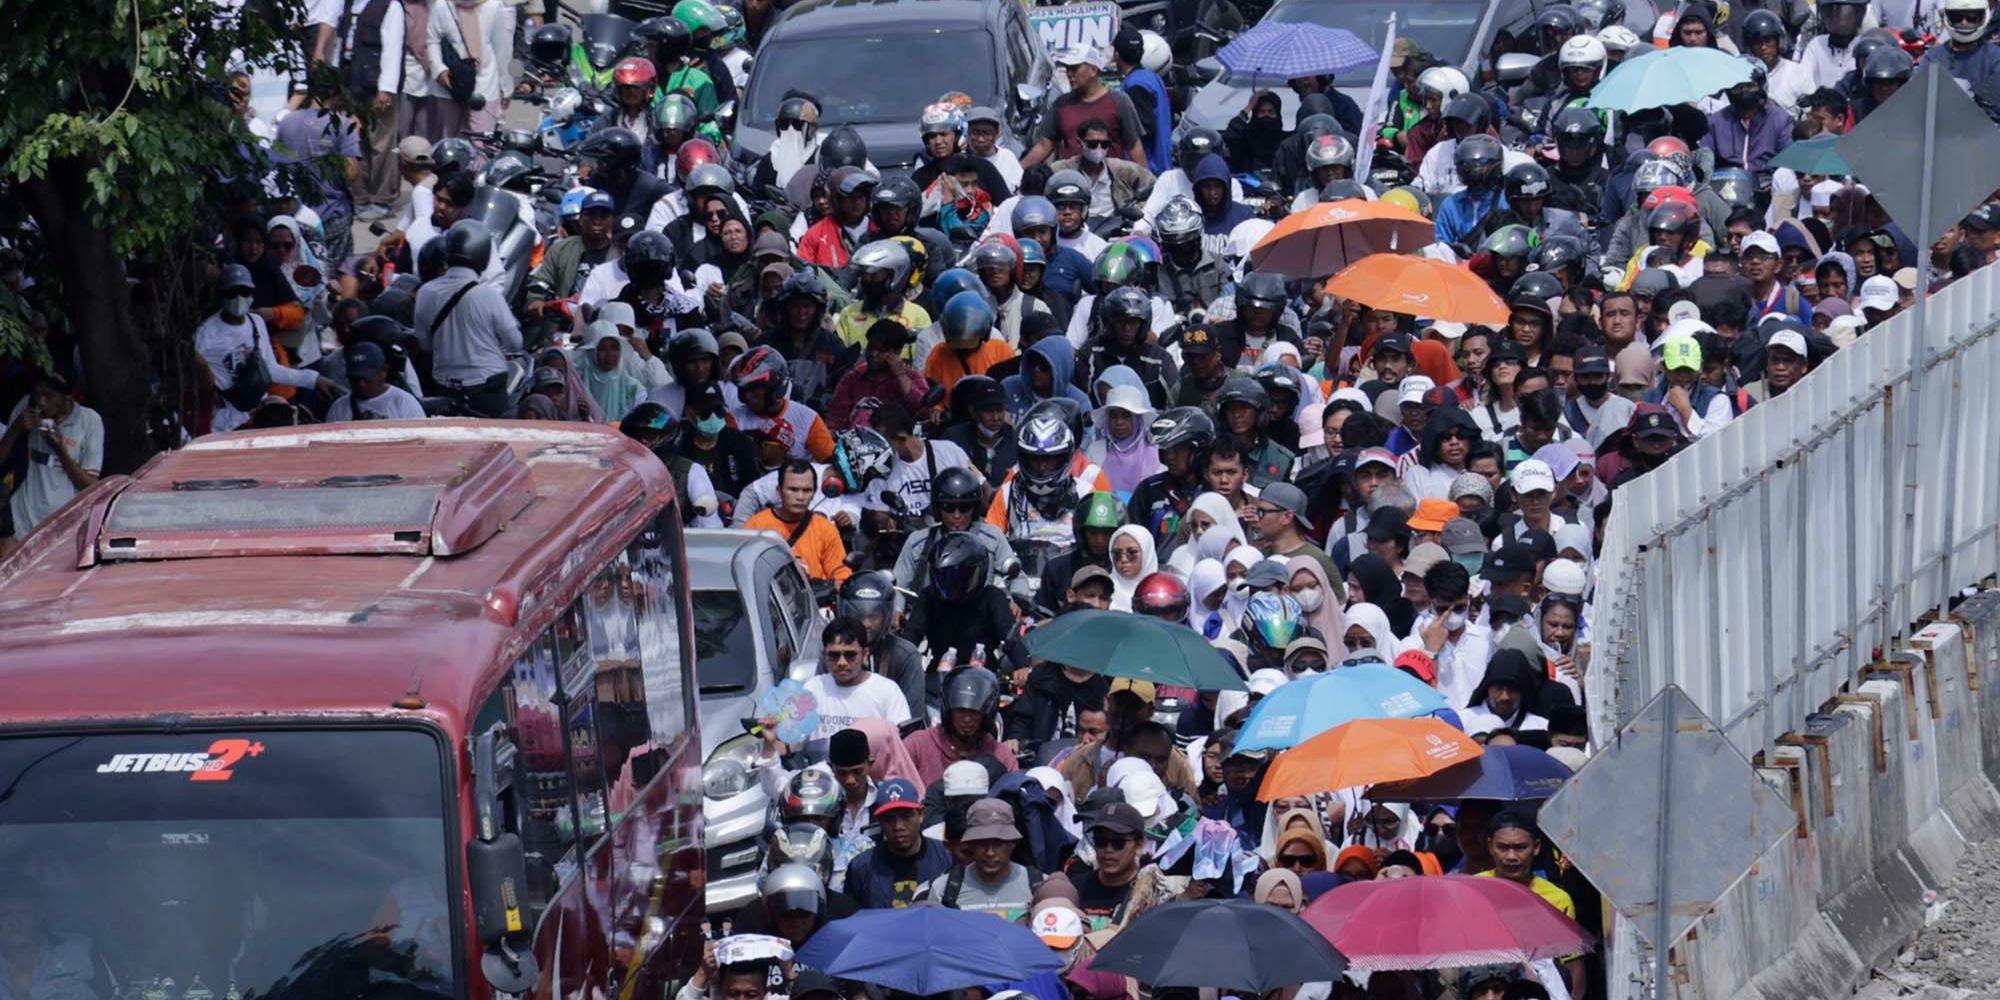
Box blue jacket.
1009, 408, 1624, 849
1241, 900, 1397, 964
1043, 246, 1095, 300
1122, 68, 1174, 175
1436, 186, 1507, 248
844, 840, 954, 909
1003, 335, 1094, 416
1194, 153, 1254, 236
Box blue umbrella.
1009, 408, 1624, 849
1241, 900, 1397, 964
1234, 663, 1452, 752
1217, 22, 1378, 81
796, 907, 1061, 995
1585, 46, 1752, 112
1362, 744, 1575, 801
1767, 134, 1851, 176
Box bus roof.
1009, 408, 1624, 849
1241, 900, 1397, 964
0, 422, 672, 735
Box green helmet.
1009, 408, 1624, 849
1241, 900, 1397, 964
653, 93, 699, 132
673, 0, 726, 35
1094, 243, 1142, 287
1077, 491, 1125, 531
1483, 223, 1541, 259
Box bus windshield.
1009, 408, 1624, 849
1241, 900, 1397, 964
0, 729, 456, 1000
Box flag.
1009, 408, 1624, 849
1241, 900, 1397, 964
1352, 13, 1399, 184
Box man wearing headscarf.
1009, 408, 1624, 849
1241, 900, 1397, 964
1459, 650, 1552, 736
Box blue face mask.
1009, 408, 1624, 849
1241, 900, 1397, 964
695, 414, 726, 436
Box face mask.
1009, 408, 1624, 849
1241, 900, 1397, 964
1578, 380, 1610, 401
1444, 611, 1468, 631
1083, 146, 1108, 164
223, 294, 253, 319
1293, 586, 1323, 612
695, 414, 726, 437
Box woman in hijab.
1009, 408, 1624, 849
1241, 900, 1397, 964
519, 347, 604, 422
696, 204, 756, 275
576, 320, 646, 419
1259, 799, 1336, 862
1186, 558, 1230, 638
855, 718, 923, 787
1340, 602, 1397, 661
1285, 555, 1344, 646
1106, 525, 1159, 611
1224, 90, 1287, 174
1347, 553, 1416, 638
1085, 367, 1160, 496
1164, 491, 1247, 574
1221, 546, 1260, 625
1252, 868, 1304, 912
1271, 826, 1330, 874
264, 216, 331, 362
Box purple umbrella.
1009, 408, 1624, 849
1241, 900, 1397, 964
1216, 22, 1378, 81
1364, 744, 1575, 802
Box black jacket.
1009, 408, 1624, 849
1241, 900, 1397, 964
1004, 664, 1110, 751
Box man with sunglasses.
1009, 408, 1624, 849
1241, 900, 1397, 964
1924, 0, 2000, 90
803, 619, 911, 739
892, 468, 1015, 592
1249, 483, 1342, 590
1049, 120, 1155, 223
1069, 801, 1148, 920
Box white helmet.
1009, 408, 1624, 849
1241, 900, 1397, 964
1597, 25, 1642, 53
1139, 29, 1171, 73
1942, 0, 1990, 43
1416, 66, 1471, 102
1559, 34, 1609, 72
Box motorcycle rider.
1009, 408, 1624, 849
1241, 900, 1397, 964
1545, 107, 1609, 231
413, 221, 522, 418
838, 571, 926, 719
1216, 377, 1296, 488
1704, 61, 1795, 179
971, 241, 1053, 347
1047, 170, 1110, 261
1852, 46, 1915, 122
1741, 10, 1813, 115
1798, 0, 1867, 91
1287, 134, 1358, 212
1925, 0, 2000, 92
1152, 197, 1229, 317
524, 189, 616, 338
894, 467, 1018, 591
833, 240, 928, 350
577, 126, 670, 222
1078, 287, 1180, 408
607, 230, 707, 339
901, 663, 1018, 782
731, 344, 837, 462
1510, 4, 1585, 105
798, 166, 879, 269
605, 56, 657, 134
1475, 225, 1539, 297
870, 176, 954, 289
619, 402, 724, 525
1009, 195, 1096, 299
985, 399, 1113, 557
750, 95, 823, 192
1126, 406, 1215, 541
1036, 492, 1123, 605
1208, 272, 1300, 372
939, 375, 1018, 484
1549, 34, 1608, 110
1484, 162, 1597, 258
1436, 135, 1508, 248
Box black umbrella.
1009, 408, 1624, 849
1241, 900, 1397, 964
1085, 898, 1348, 991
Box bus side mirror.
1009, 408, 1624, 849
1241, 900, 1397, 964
470, 730, 541, 994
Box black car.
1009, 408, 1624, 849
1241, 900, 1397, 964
734, 0, 1054, 170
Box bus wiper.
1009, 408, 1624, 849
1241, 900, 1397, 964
0, 736, 84, 811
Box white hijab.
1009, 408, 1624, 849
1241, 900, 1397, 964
1341, 601, 1396, 657
1187, 558, 1230, 636
1108, 524, 1159, 611
1025, 765, 1079, 836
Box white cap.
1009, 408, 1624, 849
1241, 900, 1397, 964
1547, 745, 1589, 770
1055, 44, 1103, 67
1247, 667, 1289, 696
1511, 458, 1557, 495
1740, 231, 1780, 257
942, 760, 990, 796
1766, 328, 1809, 358
1119, 769, 1171, 820
1810, 179, 1845, 209
1543, 557, 1588, 596
598, 301, 637, 330
1857, 275, 1899, 312
1427, 320, 1468, 340
1666, 300, 1703, 325
1094, 384, 1154, 427
1398, 374, 1437, 405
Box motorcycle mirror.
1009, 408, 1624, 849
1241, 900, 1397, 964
1191, 57, 1222, 84
714, 99, 738, 134
1494, 52, 1538, 86
1015, 82, 1046, 107
998, 557, 1022, 579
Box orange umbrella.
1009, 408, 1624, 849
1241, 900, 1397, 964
1321, 255, 1511, 326
1248, 199, 1434, 278
1258, 718, 1483, 801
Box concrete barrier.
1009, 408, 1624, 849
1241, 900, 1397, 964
1609, 590, 2000, 998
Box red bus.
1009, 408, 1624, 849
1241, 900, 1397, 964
0, 421, 704, 1000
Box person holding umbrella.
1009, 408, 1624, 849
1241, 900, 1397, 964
1478, 810, 1587, 997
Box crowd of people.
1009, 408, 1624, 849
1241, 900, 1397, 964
3, 0, 1997, 991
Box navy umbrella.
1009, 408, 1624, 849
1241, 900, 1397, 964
796, 907, 1060, 995
1085, 898, 1349, 991
1364, 744, 1574, 802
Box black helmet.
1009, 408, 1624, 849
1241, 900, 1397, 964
818, 127, 868, 170
1550, 106, 1604, 161
624, 230, 676, 285
1848, 30, 1898, 70
1741, 8, 1786, 45
638, 16, 692, 62
777, 96, 821, 135
1149, 406, 1216, 455
943, 664, 1002, 715
1295, 113, 1340, 142
1176, 125, 1224, 169
1863, 45, 1915, 83
1099, 285, 1152, 330
1235, 271, 1288, 312
929, 534, 993, 603
417, 237, 450, 281
1441, 94, 1493, 133
1530, 235, 1584, 283
1509, 272, 1563, 314
579, 126, 644, 173
1047, 169, 1091, 206
1455, 135, 1504, 188
1533, 3, 1582, 47
486, 150, 536, 191
1319, 179, 1371, 202
872, 175, 922, 217
619, 401, 683, 454
1645, 200, 1701, 241
1216, 376, 1271, 418
1503, 161, 1551, 201
666, 328, 719, 370
431, 137, 477, 178
932, 466, 984, 508
687, 163, 734, 196
441, 219, 493, 271
529, 22, 571, 64
838, 571, 898, 640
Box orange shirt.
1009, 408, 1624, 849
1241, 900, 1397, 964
924, 339, 1019, 398
745, 508, 852, 582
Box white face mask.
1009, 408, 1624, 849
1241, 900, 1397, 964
1083, 146, 1109, 164
1444, 611, 1468, 631
223, 294, 253, 319
1293, 586, 1323, 612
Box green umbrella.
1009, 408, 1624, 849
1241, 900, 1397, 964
1767, 135, 1850, 177
1020, 610, 1248, 691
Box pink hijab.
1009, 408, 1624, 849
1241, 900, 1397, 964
857, 718, 923, 786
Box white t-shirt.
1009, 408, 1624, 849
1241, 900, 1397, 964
864, 438, 974, 516
805, 673, 912, 738
326, 384, 428, 422
7, 400, 104, 539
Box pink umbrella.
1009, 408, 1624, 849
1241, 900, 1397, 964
1300, 874, 1592, 971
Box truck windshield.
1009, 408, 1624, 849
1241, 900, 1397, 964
745, 31, 998, 127
0, 729, 456, 1000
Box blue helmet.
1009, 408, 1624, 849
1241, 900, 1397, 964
1243, 592, 1303, 652
1011, 195, 1058, 233
940, 291, 996, 347
560, 185, 604, 220
827, 428, 893, 496
1019, 240, 1048, 266
931, 268, 985, 314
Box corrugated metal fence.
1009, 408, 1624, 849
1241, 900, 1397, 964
1583, 264, 2000, 994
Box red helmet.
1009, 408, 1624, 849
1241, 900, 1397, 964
1645, 136, 1690, 159
1133, 572, 1191, 622
1642, 184, 1697, 211
676, 138, 721, 178
614, 56, 658, 88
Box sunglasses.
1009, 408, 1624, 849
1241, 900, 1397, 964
1441, 429, 1477, 442
1112, 548, 1144, 561
937, 502, 978, 515
1276, 853, 1318, 869
1082, 139, 1113, 150
1290, 658, 1328, 673
825, 649, 862, 662
1092, 833, 1134, 849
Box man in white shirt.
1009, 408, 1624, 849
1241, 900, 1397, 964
1400, 559, 1490, 710
327, 342, 428, 421
197, 265, 340, 433
1, 374, 103, 548
805, 619, 912, 739
865, 402, 977, 521
965, 107, 1022, 190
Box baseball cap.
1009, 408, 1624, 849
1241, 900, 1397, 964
532, 366, 565, 388
581, 189, 617, 214
1740, 231, 1780, 257
1965, 204, 2000, 231
1109, 677, 1157, 703
1510, 458, 1556, 495
1449, 471, 1494, 505
1442, 517, 1485, 555
1665, 300, 1703, 326
942, 760, 992, 797
1088, 800, 1147, 835
1427, 319, 1468, 340
1487, 340, 1527, 366
1766, 328, 1809, 359
1857, 275, 1899, 311
1482, 543, 1538, 584
343, 341, 387, 379
1180, 326, 1218, 357
1241, 560, 1291, 590
1893, 267, 1919, 292
872, 777, 923, 815
1407, 498, 1456, 533
1056, 44, 1103, 68
1260, 482, 1315, 530
1356, 447, 1399, 472
717, 331, 750, 354
1659, 337, 1702, 372
1398, 375, 1437, 406
1574, 344, 1612, 376
1394, 648, 1437, 683
396, 135, 434, 166
1071, 564, 1114, 590
1375, 332, 1414, 358
1119, 768, 1173, 820
1631, 408, 1680, 440
964, 798, 1023, 841
1389, 36, 1420, 67
1031, 901, 1085, 949
1404, 542, 1450, 581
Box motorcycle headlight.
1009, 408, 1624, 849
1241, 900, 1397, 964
702, 733, 761, 799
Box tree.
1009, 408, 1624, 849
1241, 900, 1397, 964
2, 0, 305, 473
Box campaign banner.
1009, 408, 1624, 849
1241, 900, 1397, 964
1028, 2, 1122, 55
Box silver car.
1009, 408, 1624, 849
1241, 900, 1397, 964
686, 528, 825, 913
